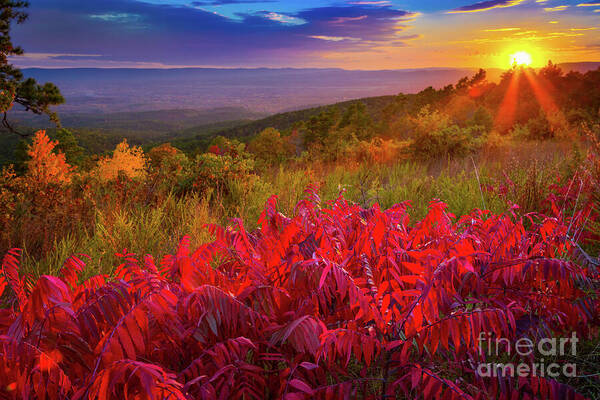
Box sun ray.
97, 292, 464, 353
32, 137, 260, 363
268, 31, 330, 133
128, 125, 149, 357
494, 70, 520, 131
522, 68, 570, 137
523, 69, 559, 116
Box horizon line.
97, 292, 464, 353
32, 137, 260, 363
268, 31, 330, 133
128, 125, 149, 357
16, 62, 600, 72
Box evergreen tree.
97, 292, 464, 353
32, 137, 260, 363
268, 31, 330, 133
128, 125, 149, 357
53, 128, 85, 166
468, 106, 494, 134
0, 1, 64, 136
303, 108, 339, 147
339, 102, 373, 140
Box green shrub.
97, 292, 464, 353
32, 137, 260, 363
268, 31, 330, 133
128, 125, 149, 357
192, 151, 255, 196
525, 113, 552, 140
148, 143, 193, 193
510, 124, 530, 140
410, 124, 481, 160
467, 106, 494, 133
248, 128, 294, 168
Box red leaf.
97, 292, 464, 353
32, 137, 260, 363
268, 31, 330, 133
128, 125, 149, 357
289, 379, 314, 395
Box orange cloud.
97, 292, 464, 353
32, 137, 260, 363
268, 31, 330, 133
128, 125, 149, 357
484, 27, 521, 31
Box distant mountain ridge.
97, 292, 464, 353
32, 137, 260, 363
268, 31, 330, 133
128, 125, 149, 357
19, 64, 597, 117
557, 62, 600, 74
20, 67, 501, 115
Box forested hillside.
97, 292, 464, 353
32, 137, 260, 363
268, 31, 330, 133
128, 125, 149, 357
0, 108, 261, 165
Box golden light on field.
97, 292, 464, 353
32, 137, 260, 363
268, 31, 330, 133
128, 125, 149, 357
510, 51, 533, 66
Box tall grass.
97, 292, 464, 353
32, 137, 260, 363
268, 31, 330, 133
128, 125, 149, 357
16, 140, 586, 278
20, 193, 217, 279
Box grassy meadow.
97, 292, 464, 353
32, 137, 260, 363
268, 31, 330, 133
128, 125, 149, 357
11, 137, 596, 281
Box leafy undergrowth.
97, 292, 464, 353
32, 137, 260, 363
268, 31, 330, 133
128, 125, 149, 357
0, 186, 598, 399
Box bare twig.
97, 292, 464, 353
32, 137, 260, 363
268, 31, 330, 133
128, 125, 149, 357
1, 111, 30, 137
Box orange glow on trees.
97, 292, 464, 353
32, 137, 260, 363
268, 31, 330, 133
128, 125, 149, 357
93, 139, 148, 182
26, 130, 74, 185
494, 70, 520, 132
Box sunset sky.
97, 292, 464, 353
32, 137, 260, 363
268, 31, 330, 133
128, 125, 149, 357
11, 0, 600, 70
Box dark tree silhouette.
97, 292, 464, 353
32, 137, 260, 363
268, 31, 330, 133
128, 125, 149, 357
0, 0, 64, 136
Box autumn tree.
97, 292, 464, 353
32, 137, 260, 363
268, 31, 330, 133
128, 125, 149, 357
0, 1, 64, 135
25, 130, 73, 184
93, 139, 147, 182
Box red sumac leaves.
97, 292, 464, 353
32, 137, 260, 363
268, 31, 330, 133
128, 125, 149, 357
0, 189, 596, 399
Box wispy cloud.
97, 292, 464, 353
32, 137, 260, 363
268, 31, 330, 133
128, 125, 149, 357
347, 1, 392, 5
448, 0, 526, 14
483, 27, 521, 31
191, 0, 276, 5
258, 12, 306, 25
513, 30, 538, 35
544, 5, 569, 11
309, 35, 361, 42
9, 52, 103, 60
330, 15, 368, 24
89, 13, 142, 23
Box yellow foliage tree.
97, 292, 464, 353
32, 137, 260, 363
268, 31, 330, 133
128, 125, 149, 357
26, 130, 73, 185
94, 139, 148, 182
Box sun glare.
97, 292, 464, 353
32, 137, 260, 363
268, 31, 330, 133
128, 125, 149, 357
510, 51, 532, 67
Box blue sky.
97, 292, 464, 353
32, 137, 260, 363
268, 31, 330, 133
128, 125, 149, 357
10, 0, 600, 69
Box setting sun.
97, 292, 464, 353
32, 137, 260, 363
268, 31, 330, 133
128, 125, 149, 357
510, 51, 533, 67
